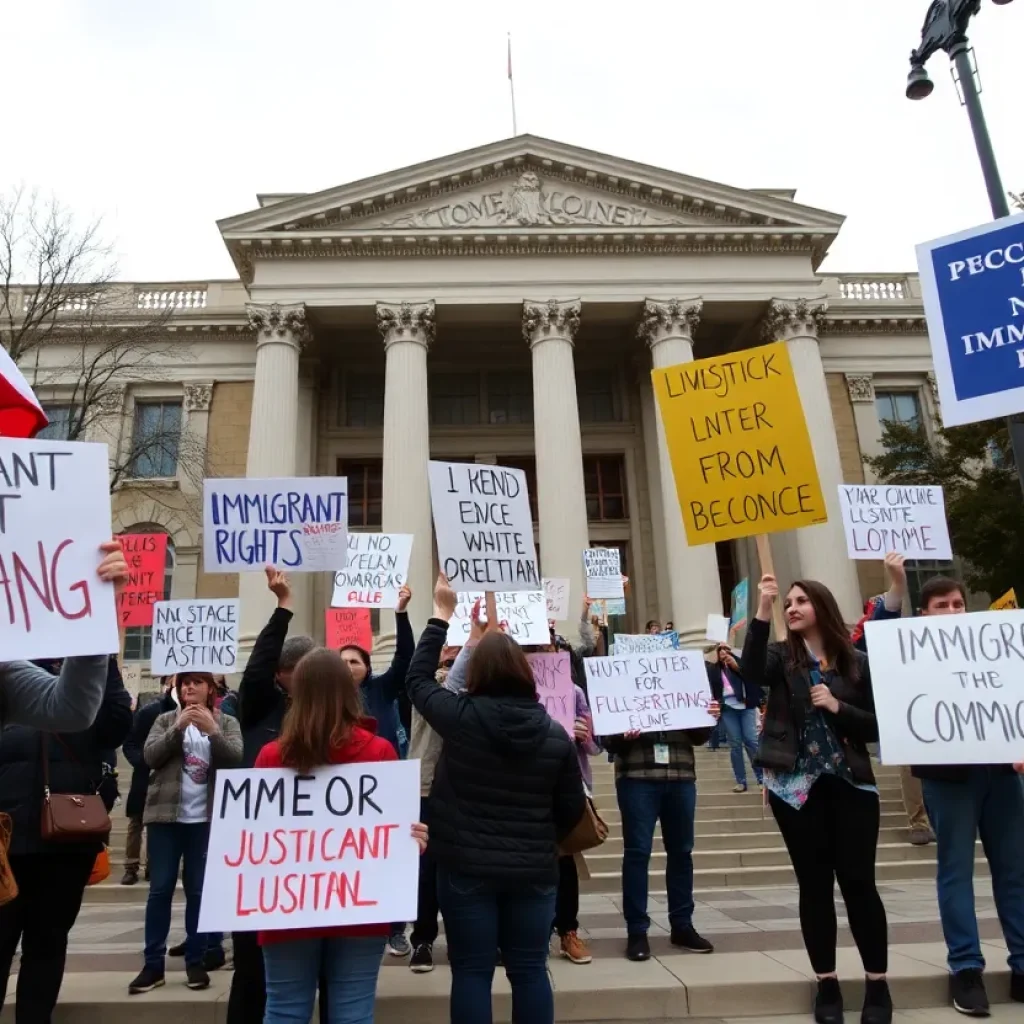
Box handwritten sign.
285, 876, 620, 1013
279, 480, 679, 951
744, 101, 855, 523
331, 534, 412, 609
198, 761, 421, 932
584, 548, 623, 599
203, 478, 348, 572
730, 579, 749, 633
991, 589, 1018, 611
585, 651, 715, 736
151, 599, 239, 675
543, 577, 570, 620
326, 608, 373, 651
527, 652, 575, 734
0, 439, 118, 660
652, 341, 825, 545
427, 461, 539, 591
838, 484, 952, 561
446, 591, 548, 646
706, 614, 730, 645
614, 633, 678, 655
122, 662, 142, 707
117, 533, 167, 627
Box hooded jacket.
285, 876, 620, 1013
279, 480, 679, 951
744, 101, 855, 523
406, 619, 585, 883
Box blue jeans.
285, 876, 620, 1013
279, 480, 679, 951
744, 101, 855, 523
437, 864, 556, 1024
144, 822, 209, 969
616, 777, 696, 934
262, 935, 384, 1024
923, 769, 1024, 974
706, 719, 726, 749
721, 705, 762, 787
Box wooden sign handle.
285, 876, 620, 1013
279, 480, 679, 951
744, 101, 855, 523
755, 534, 786, 640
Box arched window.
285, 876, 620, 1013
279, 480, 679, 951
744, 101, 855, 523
122, 529, 175, 663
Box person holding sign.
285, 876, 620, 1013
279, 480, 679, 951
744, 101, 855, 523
742, 576, 891, 1024
404, 574, 586, 1024
706, 645, 762, 793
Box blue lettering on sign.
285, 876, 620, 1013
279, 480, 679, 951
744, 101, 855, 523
931, 219, 1024, 401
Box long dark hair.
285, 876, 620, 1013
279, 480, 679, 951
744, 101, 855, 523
465, 631, 537, 699
784, 579, 859, 682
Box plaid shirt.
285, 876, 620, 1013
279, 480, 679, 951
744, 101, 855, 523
603, 729, 707, 782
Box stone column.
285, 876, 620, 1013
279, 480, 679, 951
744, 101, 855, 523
764, 300, 862, 621
524, 300, 589, 632
639, 299, 724, 644
379, 301, 435, 636
845, 375, 881, 483
237, 303, 306, 658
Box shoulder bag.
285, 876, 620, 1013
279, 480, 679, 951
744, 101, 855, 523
39, 734, 111, 842
557, 796, 609, 856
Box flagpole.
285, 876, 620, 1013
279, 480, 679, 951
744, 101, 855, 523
507, 32, 518, 136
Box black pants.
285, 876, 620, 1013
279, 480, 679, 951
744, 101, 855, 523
769, 774, 888, 975
227, 931, 329, 1024
0, 848, 96, 1024
410, 798, 439, 946
554, 855, 579, 935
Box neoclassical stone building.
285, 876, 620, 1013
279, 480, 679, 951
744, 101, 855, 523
25, 136, 940, 665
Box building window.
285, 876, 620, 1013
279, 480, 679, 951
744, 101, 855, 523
124, 535, 174, 663
37, 405, 73, 441
577, 372, 617, 423
486, 372, 533, 424
500, 457, 539, 521
584, 455, 628, 520
340, 460, 383, 527
130, 401, 182, 478
344, 373, 384, 428
875, 391, 922, 430
431, 373, 481, 425
906, 559, 958, 613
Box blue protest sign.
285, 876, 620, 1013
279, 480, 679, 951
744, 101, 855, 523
917, 212, 1024, 426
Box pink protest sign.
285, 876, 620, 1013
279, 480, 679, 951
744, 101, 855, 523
526, 652, 575, 736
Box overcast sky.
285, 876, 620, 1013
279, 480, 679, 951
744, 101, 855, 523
5, 0, 1024, 281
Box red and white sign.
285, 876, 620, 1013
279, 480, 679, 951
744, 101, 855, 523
325, 608, 372, 652
331, 533, 412, 609
117, 533, 167, 627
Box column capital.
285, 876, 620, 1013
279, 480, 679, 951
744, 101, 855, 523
638, 298, 703, 348
522, 299, 581, 348
376, 300, 436, 350
247, 302, 308, 348
844, 375, 875, 404
183, 383, 214, 413
761, 298, 829, 344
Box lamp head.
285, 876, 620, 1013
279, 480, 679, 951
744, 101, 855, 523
906, 63, 935, 100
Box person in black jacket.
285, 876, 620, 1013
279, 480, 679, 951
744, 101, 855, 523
0, 655, 132, 1023
706, 645, 763, 793
407, 573, 585, 1024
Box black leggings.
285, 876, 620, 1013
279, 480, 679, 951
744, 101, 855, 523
554, 855, 579, 935
769, 774, 888, 975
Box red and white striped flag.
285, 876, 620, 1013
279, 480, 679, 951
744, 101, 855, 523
0, 345, 48, 438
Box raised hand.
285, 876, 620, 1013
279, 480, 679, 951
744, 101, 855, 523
397, 584, 412, 614
756, 574, 779, 621
265, 566, 292, 608
98, 540, 129, 595
433, 573, 458, 621
884, 552, 907, 591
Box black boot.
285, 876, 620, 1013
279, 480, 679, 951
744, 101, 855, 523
861, 977, 892, 1024
814, 976, 844, 1024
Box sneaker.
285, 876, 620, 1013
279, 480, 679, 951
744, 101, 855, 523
813, 976, 843, 1024
387, 931, 411, 957
862, 977, 893, 1024
626, 933, 651, 961
559, 931, 592, 965
1011, 972, 1024, 1003
732, 783, 748, 793
909, 828, 935, 846
670, 926, 714, 954
203, 948, 226, 972
950, 968, 990, 1017
409, 943, 434, 973
128, 966, 165, 995
168, 941, 185, 957
120, 868, 139, 886
185, 965, 210, 990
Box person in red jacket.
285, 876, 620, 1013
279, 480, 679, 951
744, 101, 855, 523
253, 648, 426, 1024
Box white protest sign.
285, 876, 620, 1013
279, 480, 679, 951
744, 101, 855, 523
584, 548, 623, 599
0, 439, 118, 660
706, 614, 731, 645
543, 577, 570, 620
838, 484, 953, 561
198, 761, 421, 933
865, 610, 1024, 765
331, 533, 412, 609
427, 461, 539, 591
585, 651, 715, 736
614, 633, 678, 654
203, 478, 348, 573
446, 591, 549, 646
121, 663, 142, 702
151, 599, 240, 675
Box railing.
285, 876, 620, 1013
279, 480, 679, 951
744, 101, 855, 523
135, 287, 208, 310
836, 277, 910, 301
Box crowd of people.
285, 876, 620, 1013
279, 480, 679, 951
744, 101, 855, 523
1, 550, 1023, 1024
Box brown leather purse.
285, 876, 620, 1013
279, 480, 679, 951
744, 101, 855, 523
557, 796, 609, 856
39, 735, 111, 843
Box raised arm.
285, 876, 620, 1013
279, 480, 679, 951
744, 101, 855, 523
238, 567, 294, 728
575, 599, 596, 657
1, 656, 108, 732
373, 586, 415, 703
740, 575, 786, 691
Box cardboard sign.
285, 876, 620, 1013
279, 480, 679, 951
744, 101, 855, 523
427, 461, 539, 591
331, 533, 412, 609
706, 614, 730, 645
198, 761, 421, 933
121, 662, 142, 706
991, 588, 1018, 611
446, 591, 548, 646
652, 341, 825, 545
584, 548, 623, 599
203, 478, 348, 572
543, 577, 570, 620
0, 438, 118, 661
527, 652, 575, 735
326, 608, 372, 651
151, 599, 239, 675
613, 633, 678, 654
585, 651, 715, 736
117, 533, 167, 627
838, 484, 952, 561
730, 578, 749, 634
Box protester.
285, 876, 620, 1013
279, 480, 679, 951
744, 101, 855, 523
644, 620, 662, 635
0, 656, 131, 1022
129, 672, 243, 995
742, 574, 890, 1024
254, 647, 427, 1024
910, 576, 1024, 1017
405, 573, 585, 1024
706, 644, 762, 793
1, 540, 128, 731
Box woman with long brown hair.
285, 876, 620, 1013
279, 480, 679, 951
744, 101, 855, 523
741, 575, 890, 1024
252, 648, 426, 1024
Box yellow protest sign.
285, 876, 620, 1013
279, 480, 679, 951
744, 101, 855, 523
652, 341, 826, 545
991, 588, 1018, 610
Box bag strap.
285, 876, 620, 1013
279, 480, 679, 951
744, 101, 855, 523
40, 733, 97, 796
